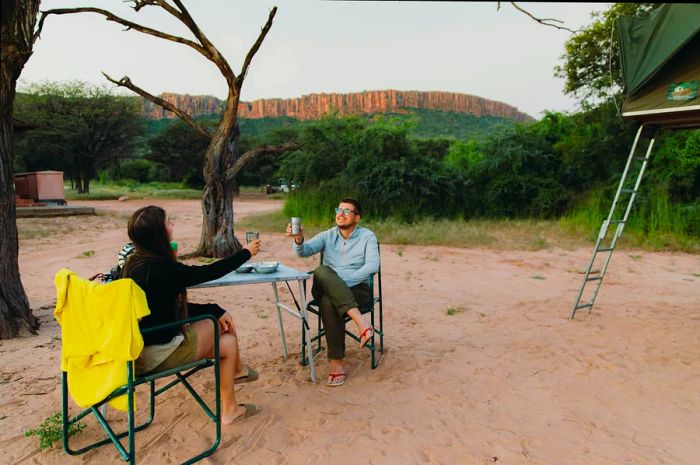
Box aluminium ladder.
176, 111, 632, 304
570, 124, 658, 318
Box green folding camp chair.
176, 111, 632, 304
61, 313, 222, 465
301, 243, 384, 369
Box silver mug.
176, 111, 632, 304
245, 231, 259, 244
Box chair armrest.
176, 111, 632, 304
141, 314, 219, 335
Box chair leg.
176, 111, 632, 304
61, 372, 72, 455
316, 310, 323, 355
127, 365, 136, 464
370, 308, 377, 369
301, 321, 307, 366
301, 307, 325, 367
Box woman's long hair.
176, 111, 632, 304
126, 205, 173, 260
121, 205, 188, 320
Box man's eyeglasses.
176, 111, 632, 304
335, 207, 358, 215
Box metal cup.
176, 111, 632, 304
291, 217, 301, 235
245, 231, 259, 244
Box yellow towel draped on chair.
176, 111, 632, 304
54, 269, 150, 411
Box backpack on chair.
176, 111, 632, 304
90, 242, 135, 282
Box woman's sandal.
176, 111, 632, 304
359, 326, 374, 348
222, 403, 262, 425
234, 366, 259, 384
326, 372, 346, 387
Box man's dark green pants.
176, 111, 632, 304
311, 265, 371, 360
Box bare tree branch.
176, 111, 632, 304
225, 142, 300, 182
509, 2, 579, 34
238, 7, 278, 89
132, 0, 160, 13
35, 7, 206, 54
102, 72, 212, 140
149, 0, 182, 18
170, 0, 238, 87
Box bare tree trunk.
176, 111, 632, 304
194, 108, 243, 256
0, 0, 41, 339
74, 175, 83, 194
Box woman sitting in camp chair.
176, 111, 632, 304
121, 205, 261, 425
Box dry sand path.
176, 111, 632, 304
1, 198, 698, 465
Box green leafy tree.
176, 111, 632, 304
466, 114, 573, 218
277, 115, 366, 187
147, 120, 209, 187
555, 101, 637, 190
279, 115, 468, 222
411, 137, 453, 161
237, 126, 302, 187
554, 3, 659, 105
14, 81, 145, 193
444, 140, 484, 172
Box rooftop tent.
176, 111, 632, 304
617, 3, 700, 128
571, 4, 699, 318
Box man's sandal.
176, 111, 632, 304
326, 372, 346, 387
359, 326, 374, 348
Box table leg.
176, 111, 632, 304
299, 279, 316, 383
271, 282, 288, 359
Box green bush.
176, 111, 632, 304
120, 158, 156, 183
25, 412, 86, 450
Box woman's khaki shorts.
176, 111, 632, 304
150, 325, 198, 373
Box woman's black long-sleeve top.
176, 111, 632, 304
127, 249, 252, 345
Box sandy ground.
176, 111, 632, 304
1, 198, 699, 465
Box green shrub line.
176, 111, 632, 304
58, 180, 697, 253
238, 209, 699, 253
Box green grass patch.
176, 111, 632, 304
561, 188, 700, 253
446, 307, 463, 316
64, 181, 202, 200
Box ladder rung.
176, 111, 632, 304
633, 157, 649, 161
576, 303, 593, 310
586, 276, 603, 282
597, 247, 614, 252
621, 188, 637, 194
609, 219, 625, 224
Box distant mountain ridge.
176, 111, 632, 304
142, 90, 533, 122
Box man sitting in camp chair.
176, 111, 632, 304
286, 197, 379, 387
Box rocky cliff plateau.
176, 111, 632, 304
142, 89, 532, 122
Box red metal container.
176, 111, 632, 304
14, 171, 65, 202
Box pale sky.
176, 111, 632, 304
21, 1, 610, 119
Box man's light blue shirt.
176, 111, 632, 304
294, 226, 379, 287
